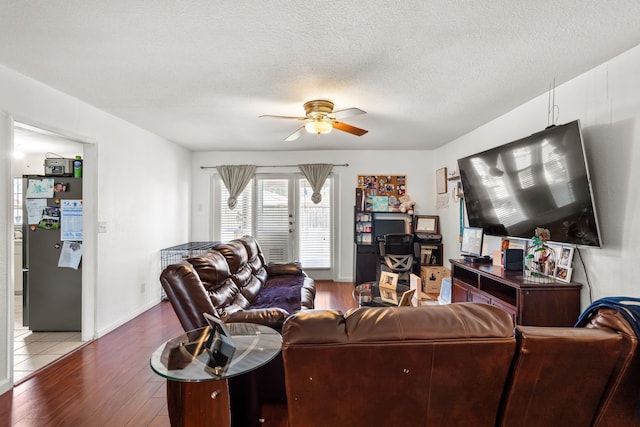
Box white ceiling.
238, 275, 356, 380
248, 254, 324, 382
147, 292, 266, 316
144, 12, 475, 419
13, 123, 83, 156
3, 1, 640, 152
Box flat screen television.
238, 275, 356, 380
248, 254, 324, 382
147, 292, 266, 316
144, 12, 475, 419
457, 120, 601, 246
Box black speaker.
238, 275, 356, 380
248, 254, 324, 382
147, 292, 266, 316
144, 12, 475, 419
503, 249, 524, 271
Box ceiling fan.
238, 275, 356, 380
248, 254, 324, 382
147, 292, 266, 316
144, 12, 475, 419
259, 99, 368, 141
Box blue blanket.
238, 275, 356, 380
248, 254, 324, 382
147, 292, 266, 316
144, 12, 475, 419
575, 296, 640, 338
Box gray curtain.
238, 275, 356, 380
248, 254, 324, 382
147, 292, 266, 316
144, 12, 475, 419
298, 163, 333, 204
216, 165, 256, 209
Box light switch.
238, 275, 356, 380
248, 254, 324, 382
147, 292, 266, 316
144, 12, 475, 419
98, 221, 107, 233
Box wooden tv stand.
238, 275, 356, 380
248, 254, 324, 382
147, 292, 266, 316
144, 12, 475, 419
449, 259, 582, 326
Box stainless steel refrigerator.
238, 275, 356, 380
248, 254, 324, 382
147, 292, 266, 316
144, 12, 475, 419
22, 175, 82, 331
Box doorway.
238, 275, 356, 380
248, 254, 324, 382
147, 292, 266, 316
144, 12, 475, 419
11, 122, 86, 383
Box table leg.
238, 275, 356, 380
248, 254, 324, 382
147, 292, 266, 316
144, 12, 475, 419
166, 379, 230, 427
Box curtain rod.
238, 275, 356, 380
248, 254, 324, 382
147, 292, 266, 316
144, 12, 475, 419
200, 163, 349, 170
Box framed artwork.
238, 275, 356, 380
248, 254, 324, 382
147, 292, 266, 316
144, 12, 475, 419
436, 167, 447, 194
415, 215, 439, 234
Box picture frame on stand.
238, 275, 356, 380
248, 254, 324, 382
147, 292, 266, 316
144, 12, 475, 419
553, 245, 574, 283
379, 271, 399, 304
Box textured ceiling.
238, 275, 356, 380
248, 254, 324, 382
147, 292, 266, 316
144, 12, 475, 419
2, 1, 640, 152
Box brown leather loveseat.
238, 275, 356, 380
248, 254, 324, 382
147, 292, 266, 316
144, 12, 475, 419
160, 235, 315, 332
281, 303, 640, 427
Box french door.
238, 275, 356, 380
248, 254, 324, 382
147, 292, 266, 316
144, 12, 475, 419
215, 173, 332, 271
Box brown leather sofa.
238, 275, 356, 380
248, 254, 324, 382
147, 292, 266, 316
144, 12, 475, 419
160, 235, 316, 425
282, 303, 639, 427
160, 235, 315, 332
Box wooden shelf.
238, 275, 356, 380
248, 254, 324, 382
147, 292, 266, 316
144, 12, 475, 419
449, 259, 581, 326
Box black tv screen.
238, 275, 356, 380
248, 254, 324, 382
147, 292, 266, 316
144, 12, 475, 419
457, 120, 601, 247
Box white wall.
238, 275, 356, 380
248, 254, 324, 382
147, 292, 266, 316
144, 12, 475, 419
0, 65, 191, 393
190, 150, 435, 281
434, 44, 640, 308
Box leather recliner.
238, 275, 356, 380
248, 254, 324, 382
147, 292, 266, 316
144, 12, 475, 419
281, 303, 635, 427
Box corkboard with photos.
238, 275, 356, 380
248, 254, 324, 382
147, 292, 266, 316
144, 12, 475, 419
357, 175, 407, 212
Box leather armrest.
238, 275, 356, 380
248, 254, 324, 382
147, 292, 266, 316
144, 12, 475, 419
226, 307, 290, 330
267, 261, 303, 276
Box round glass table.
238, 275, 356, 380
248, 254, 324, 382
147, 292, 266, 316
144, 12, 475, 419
150, 322, 282, 427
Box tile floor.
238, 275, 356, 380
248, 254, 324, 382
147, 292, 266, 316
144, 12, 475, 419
13, 295, 85, 383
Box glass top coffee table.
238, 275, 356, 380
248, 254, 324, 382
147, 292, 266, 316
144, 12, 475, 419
150, 322, 282, 427
354, 281, 412, 307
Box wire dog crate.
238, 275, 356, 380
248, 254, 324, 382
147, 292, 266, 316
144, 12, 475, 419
160, 242, 217, 299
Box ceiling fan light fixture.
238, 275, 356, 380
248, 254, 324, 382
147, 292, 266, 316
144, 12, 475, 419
261, 99, 367, 141
305, 120, 333, 135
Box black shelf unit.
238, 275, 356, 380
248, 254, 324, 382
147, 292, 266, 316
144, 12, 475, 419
353, 208, 413, 284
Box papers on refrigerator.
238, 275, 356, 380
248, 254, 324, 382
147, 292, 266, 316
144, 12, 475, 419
26, 199, 48, 225
58, 241, 82, 269
26, 178, 54, 198
60, 199, 83, 241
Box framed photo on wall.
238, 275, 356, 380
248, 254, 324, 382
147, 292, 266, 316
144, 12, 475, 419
436, 167, 447, 194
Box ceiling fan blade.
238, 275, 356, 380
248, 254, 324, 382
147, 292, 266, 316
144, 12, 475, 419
259, 114, 307, 120
333, 121, 368, 136
285, 126, 306, 142
332, 107, 366, 119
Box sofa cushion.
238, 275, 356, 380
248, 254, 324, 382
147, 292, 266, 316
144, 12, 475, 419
187, 252, 247, 311
239, 236, 269, 284
344, 303, 515, 342
159, 261, 217, 332
239, 273, 264, 303
214, 240, 248, 273
267, 261, 303, 277
188, 251, 232, 289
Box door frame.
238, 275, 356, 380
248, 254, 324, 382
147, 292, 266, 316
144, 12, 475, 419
3, 114, 98, 388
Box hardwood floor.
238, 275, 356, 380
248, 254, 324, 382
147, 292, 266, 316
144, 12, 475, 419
0, 280, 356, 426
